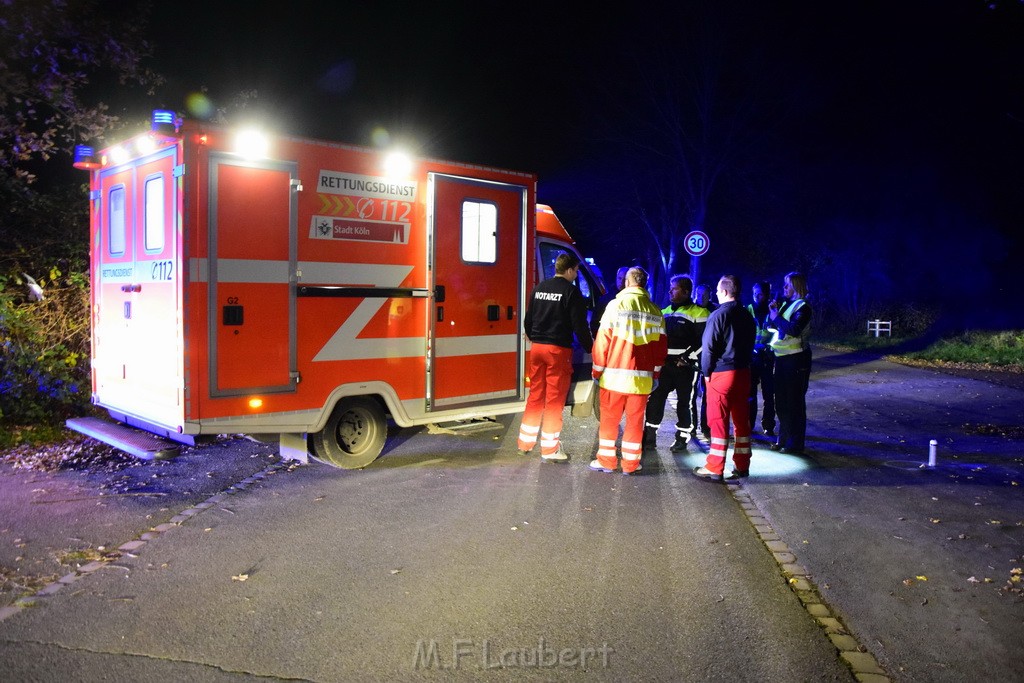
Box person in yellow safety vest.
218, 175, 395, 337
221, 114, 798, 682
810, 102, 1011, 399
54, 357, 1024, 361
767, 271, 812, 455
747, 281, 776, 437
643, 274, 709, 452
590, 266, 667, 475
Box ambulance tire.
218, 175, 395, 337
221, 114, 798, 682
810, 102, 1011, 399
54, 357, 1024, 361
311, 397, 387, 469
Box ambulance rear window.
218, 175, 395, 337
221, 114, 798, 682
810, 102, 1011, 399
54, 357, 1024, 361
144, 175, 164, 252
461, 200, 497, 264
108, 186, 126, 256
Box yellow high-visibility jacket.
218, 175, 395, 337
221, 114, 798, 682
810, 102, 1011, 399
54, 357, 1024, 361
592, 287, 667, 395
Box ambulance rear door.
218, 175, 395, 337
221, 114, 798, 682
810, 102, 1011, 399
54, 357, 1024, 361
93, 145, 182, 425
428, 174, 527, 410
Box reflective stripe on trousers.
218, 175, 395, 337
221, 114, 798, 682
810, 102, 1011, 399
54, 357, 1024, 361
703, 368, 752, 475
518, 343, 573, 455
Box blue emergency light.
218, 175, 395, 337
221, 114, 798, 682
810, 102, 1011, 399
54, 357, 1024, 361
151, 109, 180, 137
73, 145, 100, 170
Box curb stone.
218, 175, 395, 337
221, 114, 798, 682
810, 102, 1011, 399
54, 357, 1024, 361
0, 460, 289, 624
729, 482, 890, 682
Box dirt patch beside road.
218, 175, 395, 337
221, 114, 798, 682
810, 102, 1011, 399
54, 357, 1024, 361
0, 434, 280, 609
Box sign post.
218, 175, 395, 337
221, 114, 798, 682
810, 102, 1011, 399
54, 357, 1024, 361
684, 230, 710, 289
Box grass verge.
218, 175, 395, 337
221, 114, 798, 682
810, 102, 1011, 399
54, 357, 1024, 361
818, 329, 1024, 372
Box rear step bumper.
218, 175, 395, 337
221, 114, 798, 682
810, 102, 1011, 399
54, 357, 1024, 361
66, 417, 180, 461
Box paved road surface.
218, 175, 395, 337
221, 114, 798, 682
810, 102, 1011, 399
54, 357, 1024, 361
0, 424, 849, 681
1, 347, 1022, 681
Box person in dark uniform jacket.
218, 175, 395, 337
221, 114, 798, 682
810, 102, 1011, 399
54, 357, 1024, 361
768, 271, 812, 455
693, 275, 756, 482
518, 252, 593, 462
747, 280, 776, 437
643, 274, 709, 451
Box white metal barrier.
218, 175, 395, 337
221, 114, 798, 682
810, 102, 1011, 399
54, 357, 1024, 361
867, 319, 892, 337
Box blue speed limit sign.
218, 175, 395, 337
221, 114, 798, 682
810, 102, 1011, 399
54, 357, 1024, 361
684, 230, 710, 256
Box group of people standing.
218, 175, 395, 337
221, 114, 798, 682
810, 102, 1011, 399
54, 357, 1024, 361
517, 252, 812, 481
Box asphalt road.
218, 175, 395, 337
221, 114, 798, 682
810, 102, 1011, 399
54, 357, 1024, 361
0, 430, 849, 681
0, 347, 1021, 681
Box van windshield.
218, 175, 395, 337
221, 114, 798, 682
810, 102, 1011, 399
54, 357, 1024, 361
538, 242, 594, 300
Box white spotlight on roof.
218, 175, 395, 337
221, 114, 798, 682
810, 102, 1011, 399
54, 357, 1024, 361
384, 151, 413, 178
234, 129, 270, 159
109, 145, 130, 166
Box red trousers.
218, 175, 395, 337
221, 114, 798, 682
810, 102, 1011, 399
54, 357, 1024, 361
704, 369, 752, 475
596, 389, 647, 473
517, 343, 573, 456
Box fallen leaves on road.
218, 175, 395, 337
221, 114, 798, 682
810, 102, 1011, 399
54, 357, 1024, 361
961, 422, 1024, 439
232, 573, 249, 582
0, 434, 133, 473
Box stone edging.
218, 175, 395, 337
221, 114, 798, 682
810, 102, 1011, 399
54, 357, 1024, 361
0, 461, 288, 624
729, 484, 892, 683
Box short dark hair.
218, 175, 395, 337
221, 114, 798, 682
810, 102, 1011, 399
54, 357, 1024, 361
555, 252, 580, 275
670, 274, 693, 295
718, 274, 740, 298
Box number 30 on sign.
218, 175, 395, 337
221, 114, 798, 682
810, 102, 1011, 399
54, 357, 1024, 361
684, 230, 710, 256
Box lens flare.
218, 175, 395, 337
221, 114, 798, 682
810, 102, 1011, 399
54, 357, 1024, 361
186, 92, 215, 119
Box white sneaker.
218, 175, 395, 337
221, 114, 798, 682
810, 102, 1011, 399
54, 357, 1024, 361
541, 448, 569, 463
589, 459, 616, 472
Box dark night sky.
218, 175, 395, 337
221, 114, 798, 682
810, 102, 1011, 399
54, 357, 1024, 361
144, 1, 1024, 320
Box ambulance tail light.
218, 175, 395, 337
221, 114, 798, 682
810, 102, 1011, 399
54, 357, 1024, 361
248, 397, 264, 410
73, 145, 101, 170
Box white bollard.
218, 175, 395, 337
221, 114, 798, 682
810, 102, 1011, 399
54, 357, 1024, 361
927, 439, 937, 468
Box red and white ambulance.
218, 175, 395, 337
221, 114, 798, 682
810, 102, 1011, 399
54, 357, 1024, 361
67, 111, 604, 468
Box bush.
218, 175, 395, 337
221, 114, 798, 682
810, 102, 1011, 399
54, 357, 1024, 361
0, 269, 92, 443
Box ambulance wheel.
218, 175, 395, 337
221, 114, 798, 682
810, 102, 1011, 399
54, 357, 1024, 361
311, 397, 387, 469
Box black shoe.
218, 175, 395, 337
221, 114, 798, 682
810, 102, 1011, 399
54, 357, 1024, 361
669, 433, 691, 452
642, 427, 658, 449
780, 447, 804, 456
768, 443, 782, 452
725, 470, 749, 481
692, 466, 724, 482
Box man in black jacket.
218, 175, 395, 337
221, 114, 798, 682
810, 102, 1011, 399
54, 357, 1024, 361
517, 253, 593, 462
693, 274, 756, 482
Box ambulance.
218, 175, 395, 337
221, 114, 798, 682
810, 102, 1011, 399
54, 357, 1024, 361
67, 111, 604, 468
